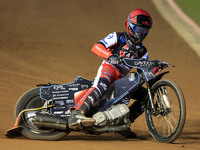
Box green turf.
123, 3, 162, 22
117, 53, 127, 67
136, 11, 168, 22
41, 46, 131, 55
175, 0, 200, 26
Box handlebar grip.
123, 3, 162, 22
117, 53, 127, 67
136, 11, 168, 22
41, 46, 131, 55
159, 61, 175, 68
168, 64, 175, 68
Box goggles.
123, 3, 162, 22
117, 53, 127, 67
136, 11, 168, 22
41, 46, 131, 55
133, 25, 149, 35
128, 14, 150, 35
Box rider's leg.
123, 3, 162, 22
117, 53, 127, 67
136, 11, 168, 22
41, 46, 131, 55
68, 78, 109, 130
68, 63, 122, 130
73, 78, 109, 113
129, 86, 148, 122
118, 86, 148, 138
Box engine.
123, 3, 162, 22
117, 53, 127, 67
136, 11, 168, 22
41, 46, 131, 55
92, 104, 130, 127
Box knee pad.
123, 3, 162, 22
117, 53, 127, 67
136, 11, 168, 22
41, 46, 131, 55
95, 78, 110, 97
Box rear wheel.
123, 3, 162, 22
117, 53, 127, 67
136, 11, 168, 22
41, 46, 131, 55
15, 87, 70, 140
146, 79, 186, 143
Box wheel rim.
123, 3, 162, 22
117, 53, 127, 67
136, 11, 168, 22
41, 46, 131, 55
22, 95, 55, 133
149, 84, 181, 138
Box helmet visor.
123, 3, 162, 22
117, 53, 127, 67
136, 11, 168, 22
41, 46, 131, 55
134, 25, 149, 35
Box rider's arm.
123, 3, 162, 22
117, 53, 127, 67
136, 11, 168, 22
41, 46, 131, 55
91, 32, 118, 59
141, 52, 149, 59
91, 43, 112, 59
137, 44, 149, 59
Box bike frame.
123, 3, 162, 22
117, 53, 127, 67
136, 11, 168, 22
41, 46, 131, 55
39, 58, 170, 117
122, 58, 169, 115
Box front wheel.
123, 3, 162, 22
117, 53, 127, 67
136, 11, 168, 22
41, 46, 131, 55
14, 87, 70, 140
145, 79, 186, 143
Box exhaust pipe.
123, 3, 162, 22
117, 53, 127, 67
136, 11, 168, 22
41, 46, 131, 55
33, 113, 68, 131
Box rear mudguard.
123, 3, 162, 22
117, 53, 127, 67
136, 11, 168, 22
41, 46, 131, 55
148, 71, 169, 87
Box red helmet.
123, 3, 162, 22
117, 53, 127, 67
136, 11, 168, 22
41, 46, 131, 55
125, 9, 153, 44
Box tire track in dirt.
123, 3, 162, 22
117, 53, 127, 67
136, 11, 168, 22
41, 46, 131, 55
0, 0, 200, 150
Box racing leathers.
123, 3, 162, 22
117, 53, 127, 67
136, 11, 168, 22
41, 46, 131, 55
71, 31, 149, 120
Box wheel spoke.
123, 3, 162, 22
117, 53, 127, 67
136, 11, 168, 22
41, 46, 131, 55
162, 117, 166, 136
146, 79, 186, 142
168, 112, 178, 128
164, 116, 175, 134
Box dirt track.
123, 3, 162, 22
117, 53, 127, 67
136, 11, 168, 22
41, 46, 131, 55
0, 0, 200, 149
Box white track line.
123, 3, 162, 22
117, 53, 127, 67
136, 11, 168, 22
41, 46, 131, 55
167, 0, 200, 34
152, 0, 200, 57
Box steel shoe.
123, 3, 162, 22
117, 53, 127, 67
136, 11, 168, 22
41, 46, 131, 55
68, 110, 95, 130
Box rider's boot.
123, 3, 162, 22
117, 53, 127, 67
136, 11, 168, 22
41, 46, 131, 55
118, 128, 137, 138
68, 109, 96, 130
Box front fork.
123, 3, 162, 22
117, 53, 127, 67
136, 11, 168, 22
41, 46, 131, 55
147, 82, 170, 116
147, 87, 157, 114
146, 81, 157, 116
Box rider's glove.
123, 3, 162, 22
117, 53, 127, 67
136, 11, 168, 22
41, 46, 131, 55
108, 55, 120, 64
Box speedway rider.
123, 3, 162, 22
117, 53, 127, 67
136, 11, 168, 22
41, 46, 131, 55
68, 9, 153, 137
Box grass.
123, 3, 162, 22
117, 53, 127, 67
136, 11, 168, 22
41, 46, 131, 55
175, 0, 200, 26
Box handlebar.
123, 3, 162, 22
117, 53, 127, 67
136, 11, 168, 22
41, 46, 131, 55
107, 57, 175, 68
159, 60, 175, 68
168, 64, 175, 67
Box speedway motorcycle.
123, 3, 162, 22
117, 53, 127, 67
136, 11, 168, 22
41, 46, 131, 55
5, 58, 186, 143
